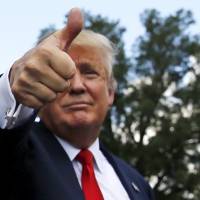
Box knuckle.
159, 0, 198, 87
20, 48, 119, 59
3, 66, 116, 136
24, 60, 41, 77
36, 45, 52, 58
11, 84, 19, 95
18, 72, 29, 85
25, 60, 37, 71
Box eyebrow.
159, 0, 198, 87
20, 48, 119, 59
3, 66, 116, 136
77, 62, 98, 71
77, 62, 92, 68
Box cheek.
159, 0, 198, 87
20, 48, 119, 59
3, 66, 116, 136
94, 87, 111, 108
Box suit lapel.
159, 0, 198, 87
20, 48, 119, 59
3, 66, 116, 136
100, 145, 144, 200
33, 122, 85, 200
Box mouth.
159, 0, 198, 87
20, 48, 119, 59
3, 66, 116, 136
63, 101, 93, 110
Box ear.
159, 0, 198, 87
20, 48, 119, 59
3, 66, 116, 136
108, 88, 115, 107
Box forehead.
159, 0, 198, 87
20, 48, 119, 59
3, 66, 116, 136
68, 45, 108, 71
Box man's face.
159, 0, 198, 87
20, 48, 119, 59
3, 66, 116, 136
41, 45, 114, 134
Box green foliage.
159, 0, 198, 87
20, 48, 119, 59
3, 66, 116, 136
37, 25, 56, 44
37, 9, 200, 199
127, 9, 200, 200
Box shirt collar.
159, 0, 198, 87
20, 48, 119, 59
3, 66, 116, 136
54, 135, 104, 173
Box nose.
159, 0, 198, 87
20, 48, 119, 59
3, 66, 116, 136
69, 71, 86, 95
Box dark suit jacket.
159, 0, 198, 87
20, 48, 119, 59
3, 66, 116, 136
0, 118, 154, 200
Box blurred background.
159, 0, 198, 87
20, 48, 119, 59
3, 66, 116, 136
0, 0, 199, 72
1, 0, 200, 199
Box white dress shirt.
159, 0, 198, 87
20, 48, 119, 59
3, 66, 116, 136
0, 69, 130, 199
56, 136, 130, 200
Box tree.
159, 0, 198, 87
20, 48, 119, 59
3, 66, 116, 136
124, 9, 200, 200
37, 9, 200, 200
37, 25, 56, 44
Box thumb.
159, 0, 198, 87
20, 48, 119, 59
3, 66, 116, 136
56, 7, 84, 51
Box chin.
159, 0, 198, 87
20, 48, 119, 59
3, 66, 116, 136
68, 119, 90, 127
60, 114, 93, 128
59, 110, 103, 129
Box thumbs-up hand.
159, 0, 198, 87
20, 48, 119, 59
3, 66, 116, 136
10, 8, 83, 109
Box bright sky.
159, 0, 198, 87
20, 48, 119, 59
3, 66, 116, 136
0, 0, 199, 73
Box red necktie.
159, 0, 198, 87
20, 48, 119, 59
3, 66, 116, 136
76, 149, 104, 200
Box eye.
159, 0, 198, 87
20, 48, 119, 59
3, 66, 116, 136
84, 69, 99, 78
79, 63, 100, 78
85, 69, 98, 74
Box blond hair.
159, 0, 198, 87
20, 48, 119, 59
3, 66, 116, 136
70, 30, 117, 90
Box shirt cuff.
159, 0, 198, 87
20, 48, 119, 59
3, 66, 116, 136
0, 67, 34, 129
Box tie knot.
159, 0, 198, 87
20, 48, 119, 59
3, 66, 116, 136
76, 149, 94, 165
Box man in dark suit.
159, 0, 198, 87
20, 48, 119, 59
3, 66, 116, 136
0, 8, 155, 200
